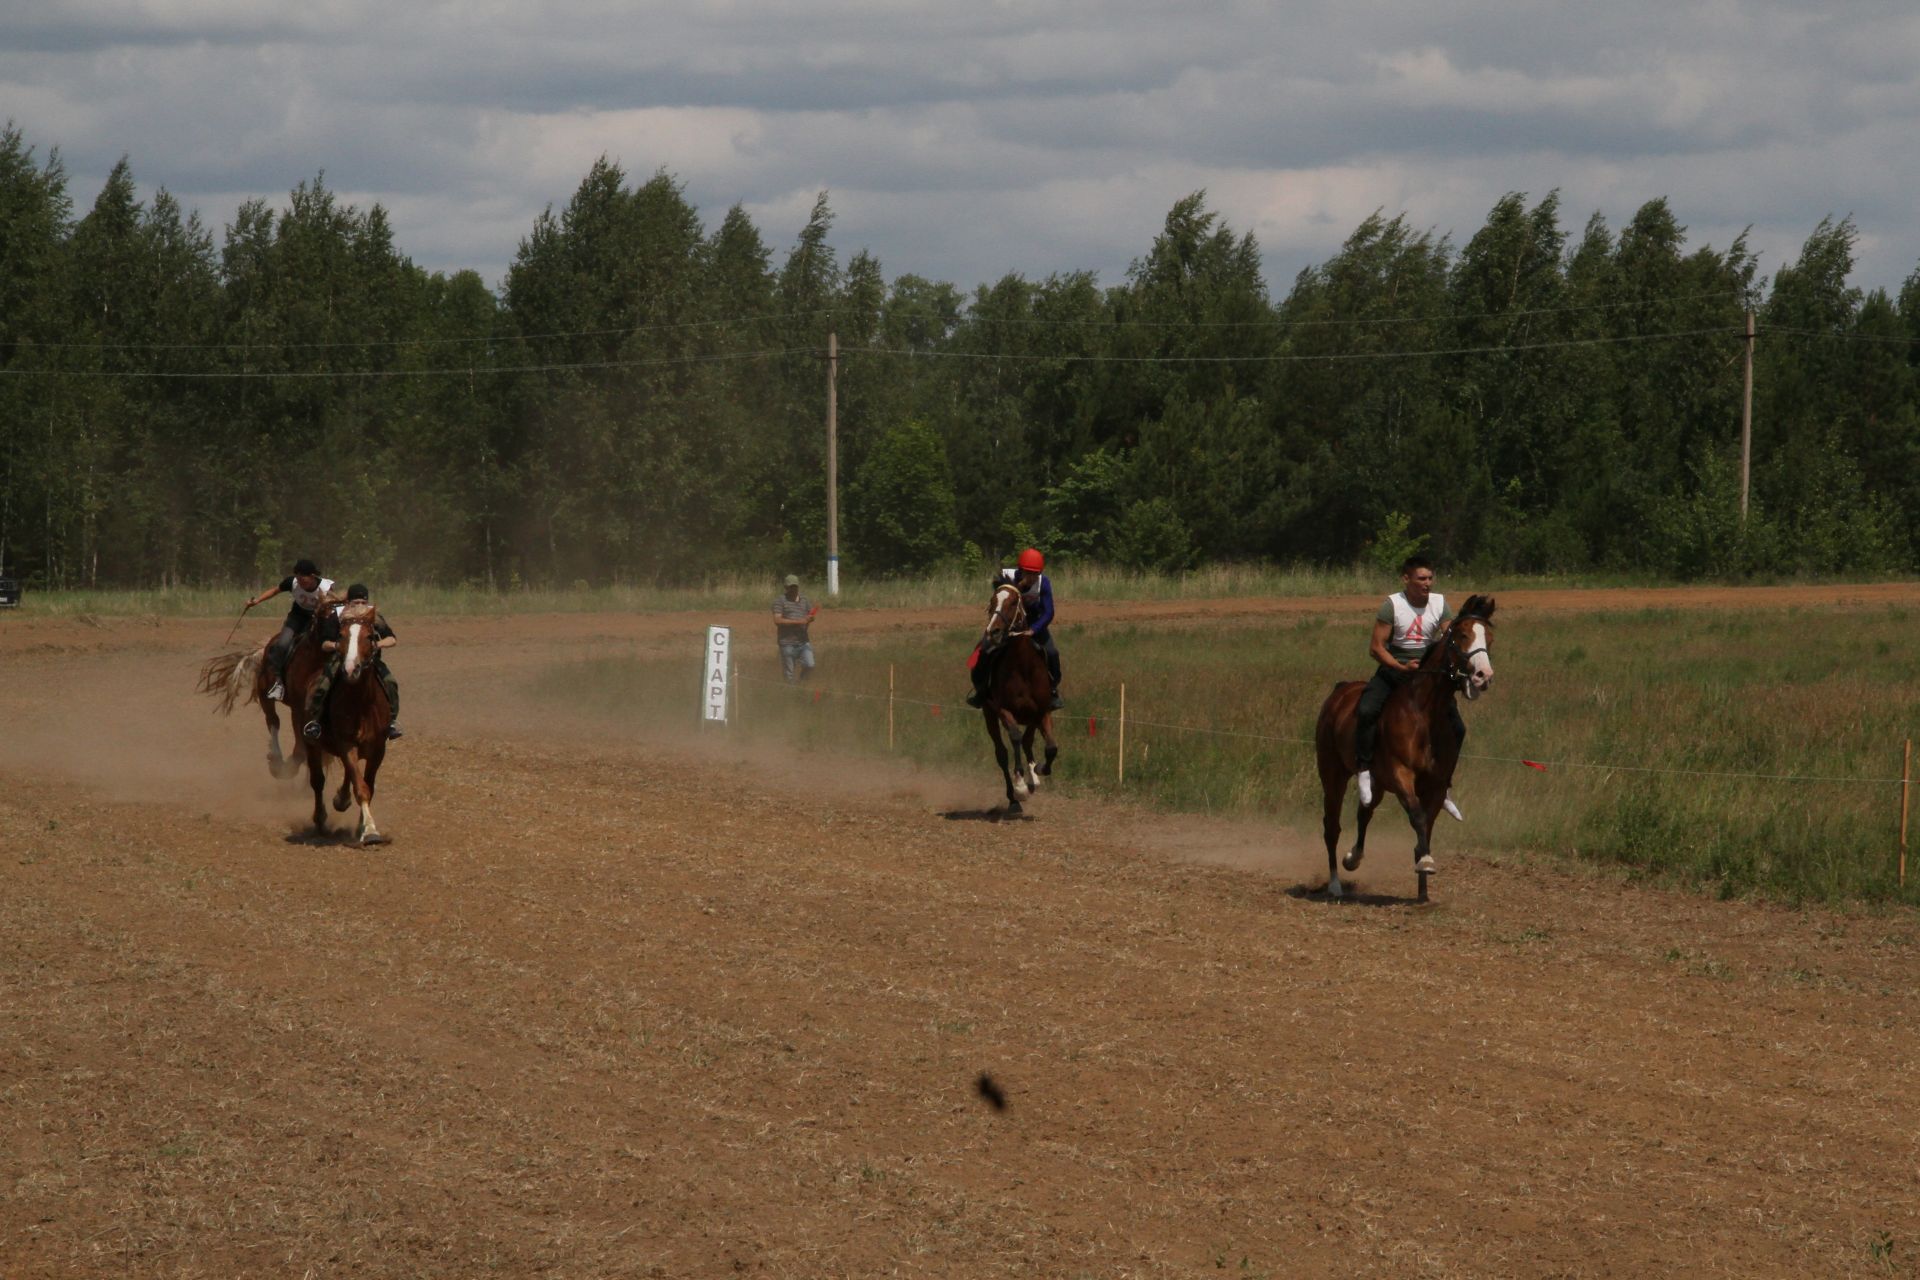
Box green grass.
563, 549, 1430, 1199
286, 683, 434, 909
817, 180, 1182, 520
10, 562, 1911, 619
534, 602, 1920, 906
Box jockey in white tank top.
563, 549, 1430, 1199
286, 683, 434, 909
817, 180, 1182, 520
1379, 590, 1450, 665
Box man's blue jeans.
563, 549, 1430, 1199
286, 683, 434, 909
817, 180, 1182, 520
780, 640, 815, 683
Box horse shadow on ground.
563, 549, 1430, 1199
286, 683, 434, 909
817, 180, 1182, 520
1285, 883, 1423, 908
283, 827, 385, 848
939, 808, 1035, 823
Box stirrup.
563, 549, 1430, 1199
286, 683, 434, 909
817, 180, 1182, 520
1356, 770, 1374, 807
301, 720, 321, 740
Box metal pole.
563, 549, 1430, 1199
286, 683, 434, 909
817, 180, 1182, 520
1117, 682, 1126, 785
826, 331, 840, 596
1740, 309, 1754, 525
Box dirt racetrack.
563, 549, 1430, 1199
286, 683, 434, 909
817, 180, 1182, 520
4, 585, 1919, 1277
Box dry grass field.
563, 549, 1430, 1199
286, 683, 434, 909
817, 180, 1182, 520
4, 586, 1919, 1277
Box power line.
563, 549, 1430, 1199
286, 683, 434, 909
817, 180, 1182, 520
0, 325, 1747, 380
6, 307, 846, 353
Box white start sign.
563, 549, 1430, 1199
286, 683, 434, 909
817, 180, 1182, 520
703, 625, 730, 722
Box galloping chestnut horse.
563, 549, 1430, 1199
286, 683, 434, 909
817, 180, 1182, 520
1314, 595, 1497, 900
976, 578, 1060, 815
305, 600, 393, 845
197, 618, 329, 781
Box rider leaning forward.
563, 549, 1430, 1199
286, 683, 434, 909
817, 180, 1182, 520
1354, 554, 1465, 819
246, 558, 337, 704
967, 547, 1063, 711
302, 583, 402, 742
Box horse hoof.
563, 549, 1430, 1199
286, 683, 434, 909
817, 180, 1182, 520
1006, 802, 1022, 817
1341, 849, 1364, 872
332, 795, 351, 813
1415, 854, 1438, 875
1327, 876, 1345, 899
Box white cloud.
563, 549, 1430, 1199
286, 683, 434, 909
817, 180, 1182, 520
3, 0, 1916, 294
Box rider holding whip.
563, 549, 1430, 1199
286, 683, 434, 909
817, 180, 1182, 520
245, 558, 336, 704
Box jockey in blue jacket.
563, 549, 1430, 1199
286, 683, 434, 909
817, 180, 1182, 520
967, 547, 1063, 710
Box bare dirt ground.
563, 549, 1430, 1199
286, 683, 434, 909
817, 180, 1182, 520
4, 585, 1919, 1278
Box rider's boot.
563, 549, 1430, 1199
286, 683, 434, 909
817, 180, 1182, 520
964, 689, 984, 709
387, 722, 404, 740
1049, 687, 1064, 710
268, 679, 287, 703
1442, 789, 1463, 822
1357, 769, 1375, 807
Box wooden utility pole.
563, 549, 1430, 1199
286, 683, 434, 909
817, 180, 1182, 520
1740, 310, 1754, 524
826, 331, 840, 596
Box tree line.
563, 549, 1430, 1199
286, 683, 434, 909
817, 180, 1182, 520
2, 122, 1916, 589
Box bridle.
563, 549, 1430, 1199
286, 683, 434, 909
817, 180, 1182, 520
1438, 614, 1493, 696
981, 582, 1027, 654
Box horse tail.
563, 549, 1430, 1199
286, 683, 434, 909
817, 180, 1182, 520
196, 650, 260, 716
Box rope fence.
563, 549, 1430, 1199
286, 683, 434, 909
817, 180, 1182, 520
727, 666, 1907, 786
725, 658, 1915, 886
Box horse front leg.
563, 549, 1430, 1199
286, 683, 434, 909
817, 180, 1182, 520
987, 714, 1020, 815
1400, 791, 1435, 881
1320, 774, 1347, 898
1018, 724, 1042, 794
358, 747, 384, 845
1344, 793, 1377, 873
1035, 711, 1060, 777
346, 746, 383, 845
306, 749, 329, 833
333, 756, 356, 812
1000, 708, 1032, 798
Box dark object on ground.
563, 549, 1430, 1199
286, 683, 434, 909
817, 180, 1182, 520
0, 574, 20, 607
975, 1072, 1007, 1111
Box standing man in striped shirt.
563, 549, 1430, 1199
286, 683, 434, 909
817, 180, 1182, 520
772, 574, 817, 684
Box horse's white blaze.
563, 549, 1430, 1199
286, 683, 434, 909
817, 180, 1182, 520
345, 622, 364, 678
1466, 621, 1494, 684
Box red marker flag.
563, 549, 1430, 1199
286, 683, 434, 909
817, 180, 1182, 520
1088, 716, 1098, 737
1522, 759, 1548, 771
930, 704, 943, 717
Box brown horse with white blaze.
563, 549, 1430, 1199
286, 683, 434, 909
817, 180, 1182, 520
1314, 595, 1497, 900
306, 600, 393, 844
976, 579, 1060, 815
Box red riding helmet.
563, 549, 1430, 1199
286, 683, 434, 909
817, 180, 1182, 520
1017, 547, 1045, 573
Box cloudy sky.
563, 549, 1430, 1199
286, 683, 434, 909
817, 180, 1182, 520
7, 1, 1919, 298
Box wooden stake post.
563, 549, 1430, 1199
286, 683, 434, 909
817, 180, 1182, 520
1902, 738, 1911, 889
1117, 683, 1126, 785
888, 664, 895, 752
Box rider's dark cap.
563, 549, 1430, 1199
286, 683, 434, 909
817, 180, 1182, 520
293, 558, 318, 576
346, 583, 369, 601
